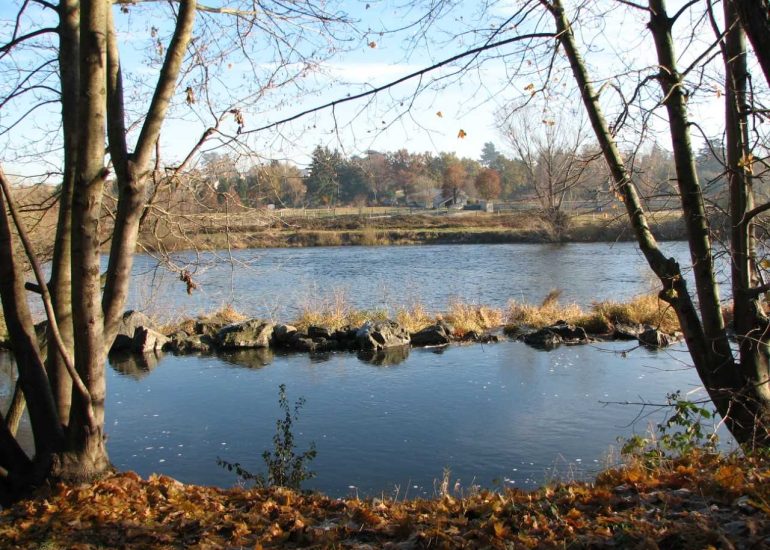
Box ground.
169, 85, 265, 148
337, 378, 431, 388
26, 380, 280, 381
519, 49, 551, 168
1, 452, 768, 548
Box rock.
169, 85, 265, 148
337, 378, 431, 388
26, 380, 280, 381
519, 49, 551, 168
479, 333, 499, 344
216, 319, 274, 349
194, 320, 226, 337
168, 332, 214, 354
638, 327, 673, 348
410, 322, 452, 346
131, 326, 169, 354
523, 330, 562, 350
522, 322, 587, 350
356, 320, 410, 351
273, 324, 298, 346
290, 335, 318, 353
547, 321, 588, 342
332, 327, 358, 341
112, 311, 156, 352
308, 325, 332, 339
614, 322, 643, 340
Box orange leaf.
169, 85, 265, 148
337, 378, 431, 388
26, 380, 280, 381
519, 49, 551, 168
457, 129, 467, 139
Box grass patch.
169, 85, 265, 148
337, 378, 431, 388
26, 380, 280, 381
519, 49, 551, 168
293, 290, 388, 331
591, 294, 679, 333
444, 301, 504, 336
395, 302, 436, 333
505, 290, 680, 334
167, 303, 248, 334
506, 289, 584, 328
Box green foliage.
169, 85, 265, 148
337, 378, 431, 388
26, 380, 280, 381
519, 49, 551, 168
218, 384, 316, 490
620, 391, 718, 463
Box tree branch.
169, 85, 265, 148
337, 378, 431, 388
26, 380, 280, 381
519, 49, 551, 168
241, 31, 556, 136
0, 167, 96, 430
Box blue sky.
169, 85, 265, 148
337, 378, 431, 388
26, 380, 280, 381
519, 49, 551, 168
0, 0, 749, 180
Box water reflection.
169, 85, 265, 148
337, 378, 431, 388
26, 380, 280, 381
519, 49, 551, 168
217, 348, 274, 369
110, 351, 163, 379
357, 345, 410, 366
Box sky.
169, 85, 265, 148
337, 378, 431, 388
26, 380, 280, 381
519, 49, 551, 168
0, 0, 752, 180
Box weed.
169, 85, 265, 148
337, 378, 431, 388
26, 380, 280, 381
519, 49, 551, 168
218, 384, 316, 490
619, 391, 718, 464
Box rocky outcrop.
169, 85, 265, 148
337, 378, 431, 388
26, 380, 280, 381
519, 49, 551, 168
112, 311, 157, 352
523, 321, 588, 350
638, 327, 674, 348
356, 320, 410, 351
216, 320, 275, 349
131, 327, 169, 354
613, 323, 643, 341
410, 321, 453, 347
523, 330, 563, 350
167, 331, 214, 354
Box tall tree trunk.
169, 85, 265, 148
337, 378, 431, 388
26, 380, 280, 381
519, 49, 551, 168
0, 173, 63, 485
47, 0, 80, 426
546, 0, 770, 446
647, 0, 733, 369
723, 1, 770, 443
732, 0, 770, 88
102, 0, 197, 348
64, 0, 110, 480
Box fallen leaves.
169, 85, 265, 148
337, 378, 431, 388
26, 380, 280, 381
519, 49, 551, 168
0, 453, 769, 548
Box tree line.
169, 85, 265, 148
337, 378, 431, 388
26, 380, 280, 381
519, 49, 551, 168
199, 136, 737, 213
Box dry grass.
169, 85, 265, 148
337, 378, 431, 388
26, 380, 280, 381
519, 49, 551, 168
293, 290, 388, 331
395, 302, 436, 333
591, 294, 679, 333
505, 291, 680, 334
165, 304, 249, 335
506, 289, 584, 328
354, 226, 383, 246
444, 301, 504, 336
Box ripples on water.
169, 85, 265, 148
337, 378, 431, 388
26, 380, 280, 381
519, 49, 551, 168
2, 242, 733, 497
126, 242, 698, 321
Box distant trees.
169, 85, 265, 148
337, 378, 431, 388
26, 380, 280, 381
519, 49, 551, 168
500, 105, 597, 238
475, 169, 502, 200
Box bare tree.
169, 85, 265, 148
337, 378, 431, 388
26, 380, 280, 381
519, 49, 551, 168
500, 104, 596, 239
0, 0, 354, 503
537, 0, 770, 447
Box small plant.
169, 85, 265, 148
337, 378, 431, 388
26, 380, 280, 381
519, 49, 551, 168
218, 384, 316, 490
620, 391, 718, 463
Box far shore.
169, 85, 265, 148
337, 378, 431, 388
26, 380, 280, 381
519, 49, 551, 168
135, 210, 688, 252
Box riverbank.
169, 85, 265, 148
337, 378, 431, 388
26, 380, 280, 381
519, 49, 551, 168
1, 451, 767, 548
138, 210, 687, 251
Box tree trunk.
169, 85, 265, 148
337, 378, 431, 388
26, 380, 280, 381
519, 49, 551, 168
65, 0, 111, 480
732, 0, 770, 88
546, 0, 770, 447
46, 0, 80, 426
723, 1, 770, 444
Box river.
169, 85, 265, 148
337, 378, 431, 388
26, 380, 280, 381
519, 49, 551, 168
1, 242, 728, 497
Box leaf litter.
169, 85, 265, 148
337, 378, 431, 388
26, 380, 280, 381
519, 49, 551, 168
1, 452, 769, 548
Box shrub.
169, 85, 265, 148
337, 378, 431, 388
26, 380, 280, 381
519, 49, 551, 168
218, 384, 316, 490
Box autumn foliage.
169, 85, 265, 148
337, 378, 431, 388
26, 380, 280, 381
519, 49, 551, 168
1, 452, 768, 548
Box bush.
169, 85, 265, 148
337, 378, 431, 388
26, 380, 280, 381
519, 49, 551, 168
218, 384, 316, 490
